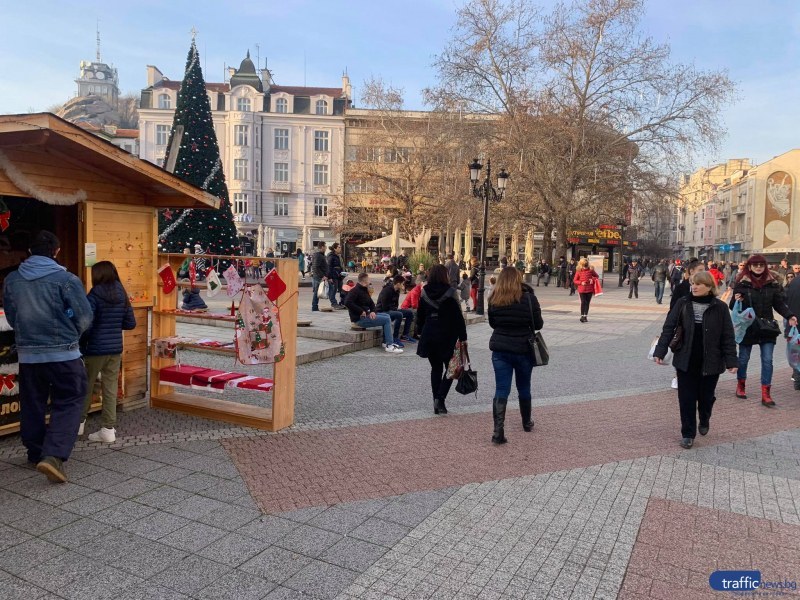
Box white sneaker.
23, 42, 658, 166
77, 420, 85, 436
671, 377, 678, 389
382, 343, 403, 354
88, 427, 116, 443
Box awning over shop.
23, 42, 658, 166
756, 234, 800, 255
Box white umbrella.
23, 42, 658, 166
464, 219, 473, 263
510, 230, 519, 261
257, 224, 265, 256
525, 230, 534, 264
390, 218, 401, 258
445, 223, 452, 254
498, 231, 507, 260
301, 225, 311, 254
357, 235, 415, 249
453, 227, 462, 261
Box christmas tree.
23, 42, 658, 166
158, 39, 240, 256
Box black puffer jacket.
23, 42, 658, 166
730, 276, 794, 345
488, 286, 544, 355
416, 283, 466, 359
654, 296, 737, 375
82, 282, 136, 356
376, 282, 399, 312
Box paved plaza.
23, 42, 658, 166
0, 281, 799, 599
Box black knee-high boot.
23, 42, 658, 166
519, 397, 533, 432
492, 397, 508, 444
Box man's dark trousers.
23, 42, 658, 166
19, 359, 87, 463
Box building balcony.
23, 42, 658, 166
731, 204, 747, 215
717, 210, 729, 220
270, 181, 291, 192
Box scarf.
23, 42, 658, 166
741, 254, 772, 289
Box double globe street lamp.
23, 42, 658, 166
469, 158, 509, 316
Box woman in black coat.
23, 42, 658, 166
416, 264, 467, 415
654, 271, 738, 448
488, 267, 543, 444
730, 254, 797, 406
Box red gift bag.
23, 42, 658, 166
593, 278, 603, 296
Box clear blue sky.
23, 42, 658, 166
1, 0, 798, 168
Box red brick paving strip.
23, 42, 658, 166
223, 373, 800, 513
619, 497, 800, 599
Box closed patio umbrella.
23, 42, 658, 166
498, 231, 506, 260
464, 219, 473, 263
453, 227, 462, 260
510, 230, 519, 262
525, 230, 534, 264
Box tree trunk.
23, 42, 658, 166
554, 214, 569, 259
542, 221, 554, 264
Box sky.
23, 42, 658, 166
1, 0, 799, 169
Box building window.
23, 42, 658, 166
313, 164, 329, 186
236, 97, 251, 112
274, 162, 288, 182
255, 126, 260, 147
274, 128, 289, 150
346, 178, 373, 193
234, 125, 249, 146
255, 161, 260, 182
156, 124, 170, 146
233, 193, 248, 215
275, 98, 288, 113
365, 147, 379, 162
158, 94, 171, 109
345, 146, 357, 162
314, 197, 328, 217
384, 148, 398, 163
234, 159, 248, 180
274, 194, 288, 216
314, 130, 329, 152
315, 99, 328, 115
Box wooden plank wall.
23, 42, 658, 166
85, 203, 156, 410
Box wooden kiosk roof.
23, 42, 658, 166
0, 113, 219, 209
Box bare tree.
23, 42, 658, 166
428, 0, 735, 258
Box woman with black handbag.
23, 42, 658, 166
730, 254, 797, 407
487, 267, 544, 444
654, 271, 738, 448
416, 264, 467, 415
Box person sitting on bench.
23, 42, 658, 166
344, 272, 402, 354
181, 287, 208, 311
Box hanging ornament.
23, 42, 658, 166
163, 208, 173, 221
0, 198, 11, 232
158, 264, 177, 294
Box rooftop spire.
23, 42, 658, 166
96, 19, 101, 61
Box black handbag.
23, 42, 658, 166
455, 345, 478, 396
668, 323, 684, 352
747, 290, 781, 339
526, 295, 549, 366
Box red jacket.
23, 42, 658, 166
401, 284, 422, 309
573, 268, 599, 294
708, 268, 724, 286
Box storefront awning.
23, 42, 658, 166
755, 234, 800, 255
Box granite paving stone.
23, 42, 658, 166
197, 531, 272, 567
283, 560, 358, 599
196, 569, 276, 600
151, 554, 232, 595
240, 546, 313, 584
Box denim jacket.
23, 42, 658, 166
3, 256, 93, 363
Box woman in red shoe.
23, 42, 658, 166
573, 257, 599, 322
731, 254, 797, 407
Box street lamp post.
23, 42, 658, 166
617, 220, 627, 287
469, 158, 509, 316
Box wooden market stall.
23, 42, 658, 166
0, 113, 298, 435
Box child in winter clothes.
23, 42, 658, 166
181, 287, 208, 311
458, 273, 472, 311
80, 261, 136, 443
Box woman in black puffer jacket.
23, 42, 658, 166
730, 254, 797, 407
80, 261, 136, 442
416, 264, 467, 415
488, 267, 543, 444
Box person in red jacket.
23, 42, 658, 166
708, 263, 725, 288
573, 257, 600, 322
401, 281, 423, 339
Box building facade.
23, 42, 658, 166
138, 52, 351, 255
674, 151, 800, 262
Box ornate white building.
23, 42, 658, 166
138, 52, 350, 255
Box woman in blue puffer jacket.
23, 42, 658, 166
80, 261, 136, 443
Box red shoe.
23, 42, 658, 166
761, 385, 775, 407
736, 379, 747, 399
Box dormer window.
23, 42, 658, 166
158, 94, 171, 109
236, 97, 251, 112
315, 99, 328, 115
275, 98, 288, 113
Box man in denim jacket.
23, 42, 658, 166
3, 231, 93, 482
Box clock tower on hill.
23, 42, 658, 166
74, 28, 119, 105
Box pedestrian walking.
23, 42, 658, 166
670, 258, 705, 310
573, 258, 599, 322
567, 258, 577, 296
79, 261, 137, 443
297, 248, 306, 280
627, 259, 643, 299
651, 259, 667, 304
487, 267, 544, 444
731, 254, 797, 406
326, 243, 346, 309
3, 231, 93, 482
445, 253, 460, 288
310, 242, 328, 312
416, 264, 467, 415
653, 271, 738, 448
